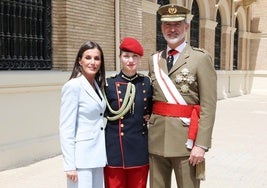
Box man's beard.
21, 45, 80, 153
163, 31, 186, 45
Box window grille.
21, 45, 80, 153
214, 10, 222, 70
233, 19, 239, 70
190, 0, 199, 48
0, 0, 52, 70
156, 0, 169, 51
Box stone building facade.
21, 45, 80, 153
51, 0, 266, 98
0, 0, 266, 170
51, 0, 158, 71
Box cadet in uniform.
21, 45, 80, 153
104, 37, 152, 188
148, 4, 217, 188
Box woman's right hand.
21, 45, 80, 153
66, 170, 78, 182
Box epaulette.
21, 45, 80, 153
137, 72, 145, 77
151, 50, 163, 56
107, 73, 117, 78
105, 73, 117, 86
137, 72, 151, 78
192, 47, 206, 53
137, 72, 152, 83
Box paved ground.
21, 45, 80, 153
1, 79, 267, 188
201, 89, 267, 188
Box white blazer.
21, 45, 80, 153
60, 75, 107, 171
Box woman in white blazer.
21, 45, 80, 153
60, 41, 107, 188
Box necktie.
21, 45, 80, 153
167, 49, 178, 72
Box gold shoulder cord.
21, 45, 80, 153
103, 83, 136, 121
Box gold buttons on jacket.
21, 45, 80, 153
120, 132, 124, 136
120, 124, 124, 128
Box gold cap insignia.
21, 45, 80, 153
168, 7, 177, 15
158, 4, 190, 22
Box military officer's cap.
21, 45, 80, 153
158, 4, 190, 22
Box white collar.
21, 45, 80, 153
167, 41, 186, 54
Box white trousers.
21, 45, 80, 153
67, 168, 104, 188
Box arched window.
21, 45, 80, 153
190, 0, 199, 48
233, 19, 239, 70
0, 0, 52, 70
214, 10, 222, 70
156, 0, 169, 51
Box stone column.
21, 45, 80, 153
221, 26, 232, 70
238, 31, 249, 70
199, 19, 217, 60
229, 26, 237, 70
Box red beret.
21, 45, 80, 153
119, 37, 144, 56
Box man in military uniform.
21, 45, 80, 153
104, 37, 152, 188
148, 4, 217, 188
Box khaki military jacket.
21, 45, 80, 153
148, 44, 217, 157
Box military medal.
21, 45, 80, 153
175, 68, 195, 93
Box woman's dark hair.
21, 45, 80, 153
69, 41, 106, 89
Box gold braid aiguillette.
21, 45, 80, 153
103, 83, 136, 121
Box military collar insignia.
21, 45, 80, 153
121, 72, 138, 81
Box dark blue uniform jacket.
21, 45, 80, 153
104, 71, 152, 168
